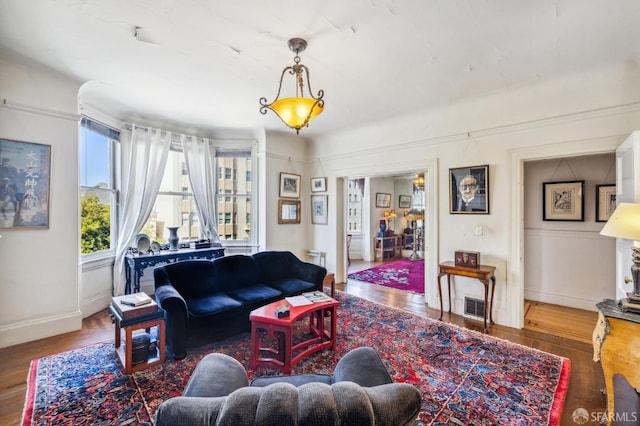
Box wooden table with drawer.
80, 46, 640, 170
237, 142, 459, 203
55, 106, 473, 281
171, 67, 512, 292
437, 261, 496, 333
593, 299, 640, 424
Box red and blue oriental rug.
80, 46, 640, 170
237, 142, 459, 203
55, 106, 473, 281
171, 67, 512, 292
22, 292, 570, 425
348, 258, 425, 294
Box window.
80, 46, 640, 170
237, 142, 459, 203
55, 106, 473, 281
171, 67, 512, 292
142, 149, 200, 244
216, 148, 252, 241
80, 117, 119, 256
347, 178, 364, 233
142, 142, 254, 245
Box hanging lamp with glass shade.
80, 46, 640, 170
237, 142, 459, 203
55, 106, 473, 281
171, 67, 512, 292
259, 38, 324, 134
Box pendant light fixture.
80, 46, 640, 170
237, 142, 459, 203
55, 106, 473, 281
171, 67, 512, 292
259, 38, 325, 134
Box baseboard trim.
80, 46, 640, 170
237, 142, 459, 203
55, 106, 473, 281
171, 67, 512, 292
0, 310, 82, 348
524, 289, 599, 312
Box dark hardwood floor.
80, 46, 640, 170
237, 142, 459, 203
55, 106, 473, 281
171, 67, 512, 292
0, 261, 606, 425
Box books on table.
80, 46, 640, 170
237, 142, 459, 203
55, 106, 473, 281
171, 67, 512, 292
302, 291, 332, 302
285, 291, 333, 307
121, 293, 153, 306
285, 295, 313, 306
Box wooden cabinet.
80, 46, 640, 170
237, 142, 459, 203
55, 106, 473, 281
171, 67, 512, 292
593, 299, 640, 424
373, 235, 402, 261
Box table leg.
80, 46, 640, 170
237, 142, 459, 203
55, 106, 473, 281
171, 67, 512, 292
250, 323, 259, 370
489, 276, 496, 325
447, 274, 452, 313
437, 272, 445, 320
114, 319, 121, 348
283, 329, 292, 374
481, 279, 489, 333
329, 306, 337, 350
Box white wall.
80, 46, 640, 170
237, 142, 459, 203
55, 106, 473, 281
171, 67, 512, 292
309, 63, 640, 328
0, 52, 83, 347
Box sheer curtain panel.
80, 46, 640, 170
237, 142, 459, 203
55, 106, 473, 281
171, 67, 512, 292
112, 125, 171, 296
181, 135, 221, 243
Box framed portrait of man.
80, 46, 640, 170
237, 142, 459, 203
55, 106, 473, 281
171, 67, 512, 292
449, 165, 490, 214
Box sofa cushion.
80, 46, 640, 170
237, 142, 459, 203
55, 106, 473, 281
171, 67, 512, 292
253, 251, 296, 282
226, 284, 282, 304
163, 261, 218, 298
266, 278, 316, 295
186, 293, 243, 318
209, 255, 261, 292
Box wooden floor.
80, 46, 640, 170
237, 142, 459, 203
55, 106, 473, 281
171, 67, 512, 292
0, 261, 606, 425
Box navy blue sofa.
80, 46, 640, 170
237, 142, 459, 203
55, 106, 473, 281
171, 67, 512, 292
154, 251, 327, 359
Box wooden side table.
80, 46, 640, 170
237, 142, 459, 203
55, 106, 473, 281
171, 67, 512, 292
109, 296, 166, 374
593, 299, 640, 424
250, 298, 339, 374
373, 235, 403, 261
437, 261, 496, 332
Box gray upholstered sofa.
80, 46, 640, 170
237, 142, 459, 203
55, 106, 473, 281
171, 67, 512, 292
154, 251, 326, 360
155, 347, 421, 425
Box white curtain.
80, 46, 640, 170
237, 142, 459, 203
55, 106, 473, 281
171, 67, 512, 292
182, 135, 220, 243
112, 125, 171, 296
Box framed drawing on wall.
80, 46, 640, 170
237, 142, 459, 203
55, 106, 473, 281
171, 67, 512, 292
543, 180, 584, 221
449, 164, 489, 214
311, 195, 328, 225
279, 173, 301, 198
0, 138, 51, 229
399, 195, 412, 208
596, 184, 616, 222
310, 177, 327, 192
278, 199, 301, 224
375, 192, 391, 208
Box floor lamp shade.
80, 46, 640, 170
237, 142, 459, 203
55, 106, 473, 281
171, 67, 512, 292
600, 202, 640, 295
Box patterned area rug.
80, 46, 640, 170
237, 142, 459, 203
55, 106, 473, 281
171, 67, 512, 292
348, 258, 425, 293
22, 292, 570, 425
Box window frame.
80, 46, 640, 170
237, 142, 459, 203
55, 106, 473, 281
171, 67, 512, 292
79, 117, 119, 261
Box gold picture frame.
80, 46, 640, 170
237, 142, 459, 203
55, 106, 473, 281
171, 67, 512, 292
278, 199, 301, 224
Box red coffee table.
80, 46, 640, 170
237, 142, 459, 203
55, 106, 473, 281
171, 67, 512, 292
250, 297, 339, 373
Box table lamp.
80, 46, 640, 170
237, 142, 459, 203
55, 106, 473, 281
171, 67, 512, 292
599, 202, 640, 296
405, 208, 424, 261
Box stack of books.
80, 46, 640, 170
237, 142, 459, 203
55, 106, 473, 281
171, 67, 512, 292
619, 293, 640, 314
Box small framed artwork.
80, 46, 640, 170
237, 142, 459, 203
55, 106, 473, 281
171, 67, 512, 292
375, 192, 391, 208
399, 195, 412, 208
543, 180, 585, 221
596, 184, 616, 222
279, 173, 301, 198
278, 199, 301, 224
454, 250, 481, 268
0, 138, 51, 229
311, 177, 327, 193
450, 164, 490, 214
311, 194, 328, 225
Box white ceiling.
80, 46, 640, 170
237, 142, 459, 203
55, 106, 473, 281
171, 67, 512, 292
1, 0, 639, 137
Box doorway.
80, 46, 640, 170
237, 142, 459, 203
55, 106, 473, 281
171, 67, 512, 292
511, 144, 618, 328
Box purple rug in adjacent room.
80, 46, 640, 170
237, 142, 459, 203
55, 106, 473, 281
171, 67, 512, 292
348, 258, 424, 294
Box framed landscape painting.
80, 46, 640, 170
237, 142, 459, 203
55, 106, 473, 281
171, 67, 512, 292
311, 177, 327, 193
0, 139, 51, 229
311, 195, 328, 225
279, 173, 301, 198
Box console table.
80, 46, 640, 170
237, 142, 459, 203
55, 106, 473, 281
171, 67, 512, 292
373, 235, 403, 261
124, 246, 225, 294
437, 261, 496, 332
593, 299, 640, 424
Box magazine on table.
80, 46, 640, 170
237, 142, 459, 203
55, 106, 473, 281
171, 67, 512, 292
285, 295, 313, 306
302, 291, 332, 302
